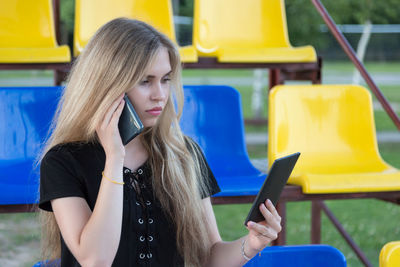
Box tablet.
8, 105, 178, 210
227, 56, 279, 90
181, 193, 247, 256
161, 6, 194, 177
244, 152, 300, 226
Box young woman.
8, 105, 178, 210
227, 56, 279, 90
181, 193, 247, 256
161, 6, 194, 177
39, 18, 281, 267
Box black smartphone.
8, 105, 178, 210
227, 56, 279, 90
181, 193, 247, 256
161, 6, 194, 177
244, 152, 300, 226
118, 95, 144, 145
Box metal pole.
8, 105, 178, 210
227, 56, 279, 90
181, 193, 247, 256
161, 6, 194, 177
320, 202, 373, 267
311, 0, 400, 131
311, 200, 322, 244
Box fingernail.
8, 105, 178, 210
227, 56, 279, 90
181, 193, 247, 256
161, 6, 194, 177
267, 199, 272, 204
248, 221, 254, 227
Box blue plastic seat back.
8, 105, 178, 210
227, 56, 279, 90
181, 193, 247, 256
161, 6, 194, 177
245, 245, 347, 267
0, 87, 62, 204
180, 85, 266, 196
33, 245, 346, 267
1, 85, 264, 204
32, 259, 60, 267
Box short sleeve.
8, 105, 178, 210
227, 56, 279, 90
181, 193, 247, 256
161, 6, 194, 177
198, 150, 221, 198
185, 137, 221, 198
39, 146, 86, 212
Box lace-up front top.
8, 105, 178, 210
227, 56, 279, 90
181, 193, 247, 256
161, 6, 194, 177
39, 141, 220, 267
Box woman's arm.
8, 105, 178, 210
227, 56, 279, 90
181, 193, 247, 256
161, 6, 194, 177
203, 197, 282, 267
51, 94, 126, 267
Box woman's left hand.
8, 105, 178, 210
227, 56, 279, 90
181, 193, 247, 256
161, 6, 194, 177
245, 199, 282, 253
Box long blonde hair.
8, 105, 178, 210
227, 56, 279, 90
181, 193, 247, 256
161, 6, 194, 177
40, 18, 212, 266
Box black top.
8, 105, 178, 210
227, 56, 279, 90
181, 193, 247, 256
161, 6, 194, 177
39, 140, 220, 267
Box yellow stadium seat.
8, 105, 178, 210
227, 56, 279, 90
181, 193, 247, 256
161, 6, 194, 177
380, 242, 400, 267
268, 84, 400, 194
0, 0, 70, 63
192, 0, 317, 63
74, 0, 197, 62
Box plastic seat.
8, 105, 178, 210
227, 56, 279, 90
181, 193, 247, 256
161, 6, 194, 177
268, 84, 400, 194
180, 85, 266, 197
245, 245, 346, 267
0, 87, 62, 205
192, 0, 316, 63
32, 259, 60, 267
380, 241, 400, 267
74, 0, 197, 62
33, 245, 346, 267
0, 0, 70, 63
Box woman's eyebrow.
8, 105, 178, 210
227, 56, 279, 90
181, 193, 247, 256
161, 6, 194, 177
163, 70, 172, 76
145, 70, 172, 79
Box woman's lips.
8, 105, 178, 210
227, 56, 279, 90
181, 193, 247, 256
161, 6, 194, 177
146, 107, 162, 116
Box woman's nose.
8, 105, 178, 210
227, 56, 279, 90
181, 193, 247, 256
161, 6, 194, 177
151, 82, 167, 101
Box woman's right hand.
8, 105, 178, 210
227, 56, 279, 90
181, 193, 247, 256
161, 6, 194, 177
96, 93, 126, 160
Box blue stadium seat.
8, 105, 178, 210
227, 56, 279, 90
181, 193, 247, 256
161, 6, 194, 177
32, 245, 346, 267
245, 245, 347, 267
32, 259, 60, 267
180, 85, 266, 197
0, 87, 62, 205
1, 85, 263, 204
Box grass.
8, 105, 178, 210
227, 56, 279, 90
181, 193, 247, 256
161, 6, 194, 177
0, 70, 53, 79
213, 199, 400, 267
0, 213, 41, 266
323, 61, 400, 73
182, 69, 255, 77
377, 85, 400, 103
214, 199, 400, 266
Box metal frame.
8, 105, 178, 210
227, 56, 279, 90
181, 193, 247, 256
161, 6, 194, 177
311, 0, 400, 130
211, 186, 400, 267
212, 188, 400, 267
183, 56, 322, 90
183, 56, 322, 126
0, 63, 71, 85
305, 1, 400, 265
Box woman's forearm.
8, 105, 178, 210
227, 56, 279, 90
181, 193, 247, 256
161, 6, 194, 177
77, 156, 124, 266
208, 236, 260, 267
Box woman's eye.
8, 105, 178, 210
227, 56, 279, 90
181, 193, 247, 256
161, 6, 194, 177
140, 80, 149, 85
162, 78, 171, 83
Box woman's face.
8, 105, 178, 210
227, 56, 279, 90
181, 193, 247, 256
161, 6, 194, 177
126, 47, 172, 127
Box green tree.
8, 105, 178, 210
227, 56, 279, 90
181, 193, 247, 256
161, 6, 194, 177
285, 0, 325, 47
59, 0, 75, 47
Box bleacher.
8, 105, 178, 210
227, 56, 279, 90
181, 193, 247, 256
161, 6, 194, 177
1, 1, 400, 266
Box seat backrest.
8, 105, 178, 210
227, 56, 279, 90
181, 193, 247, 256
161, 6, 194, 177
245, 245, 346, 267
32, 259, 60, 267
268, 85, 390, 176
74, 0, 176, 56
380, 241, 400, 267
0, 0, 58, 47
180, 85, 261, 177
193, 0, 291, 55
0, 87, 61, 204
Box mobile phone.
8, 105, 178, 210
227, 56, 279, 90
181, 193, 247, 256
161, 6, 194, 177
244, 152, 300, 226
118, 95, 144, 145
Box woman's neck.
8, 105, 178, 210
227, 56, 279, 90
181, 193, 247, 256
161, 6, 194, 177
123, 135, 149, 171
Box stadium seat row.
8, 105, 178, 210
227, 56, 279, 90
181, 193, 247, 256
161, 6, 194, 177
0, 0, 316, 65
